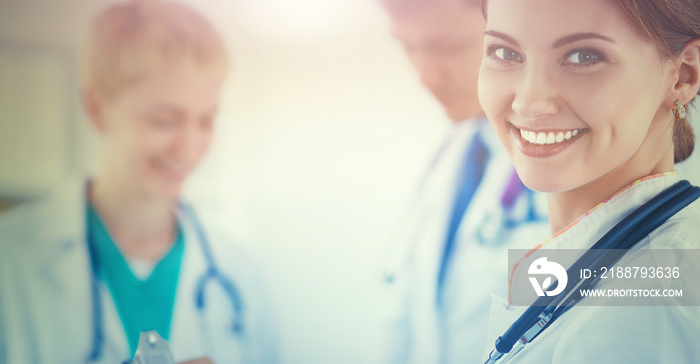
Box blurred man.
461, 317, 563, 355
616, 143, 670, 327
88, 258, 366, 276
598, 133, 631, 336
378, 0, 550, 363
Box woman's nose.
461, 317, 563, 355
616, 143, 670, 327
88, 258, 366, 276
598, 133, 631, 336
511, 65, 560, 120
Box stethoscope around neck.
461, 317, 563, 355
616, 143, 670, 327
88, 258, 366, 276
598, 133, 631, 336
484, 180, 700, 364
85, 202, 246, 362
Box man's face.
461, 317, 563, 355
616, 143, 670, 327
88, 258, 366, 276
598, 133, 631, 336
389, 0, 486, 121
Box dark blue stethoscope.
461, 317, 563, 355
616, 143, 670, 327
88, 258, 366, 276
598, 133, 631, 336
86, 203, 245, 362
484, 180, 700, 364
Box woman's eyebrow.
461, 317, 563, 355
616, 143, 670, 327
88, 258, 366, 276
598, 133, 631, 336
483, 30, 520, 47
553, 33, 616, 48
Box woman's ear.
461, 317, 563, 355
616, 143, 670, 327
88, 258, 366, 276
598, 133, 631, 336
673, 39, 700, 104
81, 88, 107, 132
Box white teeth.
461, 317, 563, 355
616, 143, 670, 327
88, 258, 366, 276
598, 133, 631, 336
528, 131, 537, 144
555, 132, 564, 143
519, 128, 583, 145
536, 132, 546, 144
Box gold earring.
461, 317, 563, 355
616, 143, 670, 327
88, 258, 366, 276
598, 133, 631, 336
673, 100, 687, 120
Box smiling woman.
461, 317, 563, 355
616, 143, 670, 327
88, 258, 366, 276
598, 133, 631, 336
477, 0, 700, 363
478, 0, 699, 231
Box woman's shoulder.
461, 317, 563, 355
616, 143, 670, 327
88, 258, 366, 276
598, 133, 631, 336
647, 198, 700, 249
549, 304, 700, 363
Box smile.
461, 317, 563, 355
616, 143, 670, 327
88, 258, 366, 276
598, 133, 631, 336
518, 128, 585, 145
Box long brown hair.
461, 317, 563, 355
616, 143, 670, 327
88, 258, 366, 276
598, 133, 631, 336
612, 0, 700, 163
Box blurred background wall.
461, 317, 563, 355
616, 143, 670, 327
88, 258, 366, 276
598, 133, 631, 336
1, 1, 698, 363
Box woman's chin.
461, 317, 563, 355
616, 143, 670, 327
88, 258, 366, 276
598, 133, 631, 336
518, 171, 570, 194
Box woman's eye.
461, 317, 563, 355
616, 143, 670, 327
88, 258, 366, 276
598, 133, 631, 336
491, 46, 523, 62
564, 49, 602, 65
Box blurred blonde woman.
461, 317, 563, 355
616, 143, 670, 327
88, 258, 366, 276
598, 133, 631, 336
0, 1, 277, 363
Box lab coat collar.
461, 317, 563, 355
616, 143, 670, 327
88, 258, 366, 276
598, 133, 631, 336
541, 172, 679, 251
35, 176, 87, 251
508, 172, 680, 303
446, 115, 489, 153
486, 173, 681, 360
442, 116, 508, 184
418, 116, 487, 197
453, 114, 488, 129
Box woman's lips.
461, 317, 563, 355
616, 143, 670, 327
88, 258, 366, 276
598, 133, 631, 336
510, 124, 587, 158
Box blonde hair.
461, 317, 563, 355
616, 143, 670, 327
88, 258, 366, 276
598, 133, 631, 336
81, 0, 229, 101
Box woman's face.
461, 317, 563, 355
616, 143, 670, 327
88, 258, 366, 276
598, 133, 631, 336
98, 65, 224, 199
478, 0, 677, 194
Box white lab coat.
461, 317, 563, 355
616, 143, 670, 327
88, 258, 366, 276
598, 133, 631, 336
0, 177, 278, 364
382, 118, 550, 364
485, 173, 700, 363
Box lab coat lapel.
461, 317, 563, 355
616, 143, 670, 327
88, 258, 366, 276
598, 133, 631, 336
169, 207, 247, 363
482, 294, 527, 362
34, 179, 94, 359
37, 178, 129, 362
91, 283, 130, 363
37, 178, 91, 320
407, 202, 446, 363
408, 121, 479, 363
414, 121, 478, 302
169, 208, 207, 361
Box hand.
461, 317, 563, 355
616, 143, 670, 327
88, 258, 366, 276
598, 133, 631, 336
179, 357, 215, 364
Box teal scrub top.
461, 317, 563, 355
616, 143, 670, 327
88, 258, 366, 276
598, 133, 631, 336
87, 206, 185, 356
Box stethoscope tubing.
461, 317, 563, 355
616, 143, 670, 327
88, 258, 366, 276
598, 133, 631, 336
542, 181, 700, 334
87, 244, 104, 362
491, 180, 700, 359
86, 203, 246, 362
